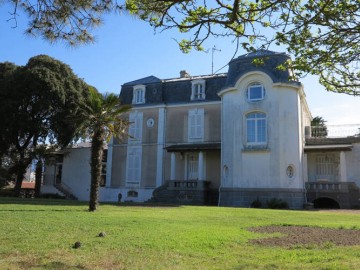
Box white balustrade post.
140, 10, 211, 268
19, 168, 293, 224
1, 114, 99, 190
340, 151, 347, 182
198, 151, 204, 181
170, 152, 176, 180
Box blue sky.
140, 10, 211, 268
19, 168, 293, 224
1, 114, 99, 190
1, 4, 358, 125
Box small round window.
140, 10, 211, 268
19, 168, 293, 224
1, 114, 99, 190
286, 165, 295, 179
146, 118, 154, 128
247, 83, 265, 102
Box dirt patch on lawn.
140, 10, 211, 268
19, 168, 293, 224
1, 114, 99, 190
249, 226, 360, 248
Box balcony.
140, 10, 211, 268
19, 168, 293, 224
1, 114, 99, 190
306, 181, 360, 209
306, 181, 351, 192
168, 180, 210, 190
310, 124, 360, 138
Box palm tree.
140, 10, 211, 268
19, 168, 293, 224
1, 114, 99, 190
84, 88, 130, 211
311, 116, 328, 137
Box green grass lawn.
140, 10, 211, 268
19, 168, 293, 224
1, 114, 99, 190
0, 197, 359, 270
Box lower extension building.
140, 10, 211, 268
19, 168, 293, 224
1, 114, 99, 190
42, 51, 360, 209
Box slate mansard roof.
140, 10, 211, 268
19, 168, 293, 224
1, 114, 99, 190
119, 50, 297, 106
120, 73, 227, 105
225, 50, 296, 88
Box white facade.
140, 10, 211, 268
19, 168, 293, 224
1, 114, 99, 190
43, 145, 91, 201
217, 70, 310, 208
42, 51, 360, 208
219, 72, 306, 189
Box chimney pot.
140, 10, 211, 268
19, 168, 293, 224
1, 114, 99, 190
180, 70, 190, 78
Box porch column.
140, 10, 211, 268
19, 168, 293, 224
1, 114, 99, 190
156, 107, 165, 187
105, 137, 113, 188
339, 151, 347, 182
170, 152, 176, 180
198, 151, 204, 181
303, 153, 308, 183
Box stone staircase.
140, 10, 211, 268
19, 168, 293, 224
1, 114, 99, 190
55, 184, 78, 200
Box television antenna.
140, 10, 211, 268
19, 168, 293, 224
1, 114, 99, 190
211, 46, 221, 74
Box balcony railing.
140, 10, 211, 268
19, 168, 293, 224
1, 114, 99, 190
168, 180, 210, 190
311, 124, 360, 138
306, 181, 358, 192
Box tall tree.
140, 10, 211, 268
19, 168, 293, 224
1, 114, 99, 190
3, 0, 358, 95
0, 55, 88, 195
81, 88, 130, 211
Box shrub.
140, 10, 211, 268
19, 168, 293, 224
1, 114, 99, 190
250, 197, 262, 208
0, 189, 16, 197
267, 198, 289, 209
39, 193, 66, 199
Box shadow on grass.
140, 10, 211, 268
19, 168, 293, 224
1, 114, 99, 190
0, 197, 88, 207
0, 209, 88, 212
0, 197, 181, 208
18, 260, 88, 270
104, 202, 181, 208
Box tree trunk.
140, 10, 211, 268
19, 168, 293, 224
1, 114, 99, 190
14, 170, 24, 197
13, 152, 28, 197
88, 129, 105, 211
34, 159, 43, 197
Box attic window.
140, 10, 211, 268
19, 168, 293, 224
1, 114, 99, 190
191, 80, 206, 100
133, 85, 145, 104
247, 83, 265, 102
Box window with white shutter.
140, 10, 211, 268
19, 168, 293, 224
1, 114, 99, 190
126, 147, 142, 186
188, 108, 204, 141
128, 112, 143, 143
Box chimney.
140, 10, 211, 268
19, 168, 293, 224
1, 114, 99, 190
180, 70, 190, 78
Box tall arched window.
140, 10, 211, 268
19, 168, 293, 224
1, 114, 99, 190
246, 112, 267, 144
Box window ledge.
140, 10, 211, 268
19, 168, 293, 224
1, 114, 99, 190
191, 99, 205, 101
242, 146, 270, 152
247, 99, 264, 103
188, 138, 204, 143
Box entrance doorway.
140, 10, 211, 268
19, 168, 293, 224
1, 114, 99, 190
187, 153, 198, 180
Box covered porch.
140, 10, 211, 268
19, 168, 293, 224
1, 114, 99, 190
151, 143, 221, 205
304, 137, 360, 208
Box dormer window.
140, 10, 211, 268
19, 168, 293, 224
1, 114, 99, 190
191, 80, 206, 100
133, 85, 146, 104
247, 83, 265, 102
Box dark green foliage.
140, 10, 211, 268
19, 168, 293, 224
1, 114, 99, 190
267, 198, 289, 209
39, 193, 66, 199
311, 116, 328, 137
250, 197, 262, 208
5, 0, 116, 46
0, 166, 12, 189
0, 55, 89, 195
0, 189, 16, 197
